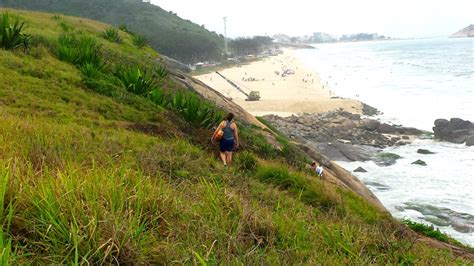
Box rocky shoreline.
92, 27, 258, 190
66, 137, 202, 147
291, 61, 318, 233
262, 109, 428, 162
263, 109, 473, 163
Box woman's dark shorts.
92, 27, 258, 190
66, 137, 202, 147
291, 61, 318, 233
219, 139, 235, 152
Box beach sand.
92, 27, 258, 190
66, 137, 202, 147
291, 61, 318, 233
195, 49, 362, 117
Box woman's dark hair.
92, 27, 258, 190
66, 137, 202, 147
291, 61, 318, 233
225, 112, 234, 121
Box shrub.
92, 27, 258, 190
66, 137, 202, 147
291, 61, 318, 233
115, 65, 156, 96
235, 151, 259, 172
56, 34, 103, 67
79, 62, 105, 79
118, 24, 133, 34
155, 65, 168, 80
280, 143, 309, 170
239, 127, 277, 158
58, 21, 73, 32
51, 14, 62, 21
403, 219, 448, 242
149, 88, 169, 107
132, 34, 148, 48
149, 88, 224, 129
0, 13, 31, 51
102, 27, 122, 43
169, 92, 225, 129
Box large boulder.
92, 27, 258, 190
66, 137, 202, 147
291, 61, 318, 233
360, 119, 380, 131
417, 149, 436, 154
434, 119, 449, 128
354, 167, 368, 173
397, 127, 423, 135
466, 135, 474, 146
377, 123, 396, 134
412, 159, 427, 166
433, 118, 474, 145
374, 152, 402, 166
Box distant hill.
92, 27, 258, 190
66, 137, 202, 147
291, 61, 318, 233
450, 24, 474, 38
0, 0, 224, 63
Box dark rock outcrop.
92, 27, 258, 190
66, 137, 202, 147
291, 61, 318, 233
360, 119, 380, 131
433, 118, 474, 145
412, 159, 427, 166
375, 152, 402, 166
377, 123, 396, 133
417, 149, 436, 154
466, 135, 474, 146
262, 110, 426, 162
361, 103, 380, 116
354, 167, 368, 173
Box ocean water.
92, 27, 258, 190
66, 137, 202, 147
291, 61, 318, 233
293, 38, 474, 246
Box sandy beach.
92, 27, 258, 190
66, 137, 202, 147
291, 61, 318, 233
195, 49, 362, 117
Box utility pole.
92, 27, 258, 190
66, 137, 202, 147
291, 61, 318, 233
223, 16, 228, 55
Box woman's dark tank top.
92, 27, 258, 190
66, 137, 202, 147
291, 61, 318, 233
223, 121, 234, 140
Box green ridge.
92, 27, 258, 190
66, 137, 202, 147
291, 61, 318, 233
0, 0, 224, 63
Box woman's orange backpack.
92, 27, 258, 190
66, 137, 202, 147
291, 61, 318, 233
212, 128, 224, 142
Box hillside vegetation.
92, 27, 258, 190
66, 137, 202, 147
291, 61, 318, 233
0, 9, 472, 264
0, 0, 224, 64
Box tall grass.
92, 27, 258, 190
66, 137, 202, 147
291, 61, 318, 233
0, 13, 30, 51
0, 164, 14, 265
56, 33, 103, 67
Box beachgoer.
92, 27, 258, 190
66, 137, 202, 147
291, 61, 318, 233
309, 161, 324, 177
212, 113, 239, 166
315, 165, 324, 177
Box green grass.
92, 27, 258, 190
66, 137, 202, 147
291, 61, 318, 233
0, 8, 472, 264
403, 219, 474, 251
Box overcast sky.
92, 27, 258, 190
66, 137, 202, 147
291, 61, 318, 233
151, 0, 473, 38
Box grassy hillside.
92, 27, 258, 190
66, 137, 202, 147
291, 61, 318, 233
0, 0, 224, 64
0, 9, 472, 264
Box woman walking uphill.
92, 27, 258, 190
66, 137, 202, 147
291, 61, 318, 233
212, 113, 239, 166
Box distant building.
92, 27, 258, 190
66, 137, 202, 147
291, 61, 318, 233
311, 32, 337, 43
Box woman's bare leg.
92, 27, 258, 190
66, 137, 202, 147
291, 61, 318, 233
220, 152, 227, 166
225, 151, 233, 165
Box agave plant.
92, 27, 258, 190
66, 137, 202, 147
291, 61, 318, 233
118, 24, 133, 35
103, 28, 122, 43
76, 37, 102, 66
166, 91, 225, 128
115, 65, 156, 96
79, 62, 106, 78
0, 13, 31, 51
154, 65, 168, 81
149, 88, 169, 107
132, 34, 148, 48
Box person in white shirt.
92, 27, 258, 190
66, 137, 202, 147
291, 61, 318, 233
309, 161, 324, 177
315, 165, 324, 177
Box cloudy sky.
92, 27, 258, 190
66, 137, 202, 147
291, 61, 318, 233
151, 0, 473, 38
